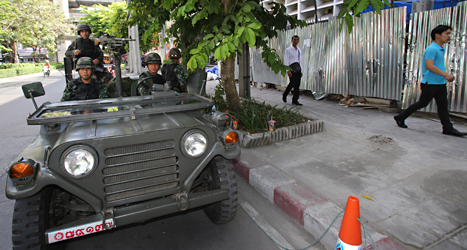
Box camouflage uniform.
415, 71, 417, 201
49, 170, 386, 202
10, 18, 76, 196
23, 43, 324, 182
61, 57, 109, 101
61, 78, 109, 101
65, 24, 103, 65
65, 24, 111, 85
161, 48, 187, 93
138, 52, 165, 95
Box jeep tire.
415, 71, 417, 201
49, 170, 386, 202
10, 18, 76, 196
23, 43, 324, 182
12, 187, 65, 250
203, 156, 238, 224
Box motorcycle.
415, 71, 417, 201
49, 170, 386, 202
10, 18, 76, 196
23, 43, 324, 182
43, 66, 50, 77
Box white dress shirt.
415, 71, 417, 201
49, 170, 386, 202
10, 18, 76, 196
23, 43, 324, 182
284, 45, 302, 70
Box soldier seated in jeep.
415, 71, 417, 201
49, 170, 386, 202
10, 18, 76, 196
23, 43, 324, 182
137, 52, 166, 95
61, 57, 109, 101
161, 48, 187, 93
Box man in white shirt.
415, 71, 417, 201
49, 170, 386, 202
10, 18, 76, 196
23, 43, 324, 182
283, 35, 303, 106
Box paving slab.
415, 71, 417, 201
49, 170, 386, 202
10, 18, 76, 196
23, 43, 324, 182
231, 84, 467, 250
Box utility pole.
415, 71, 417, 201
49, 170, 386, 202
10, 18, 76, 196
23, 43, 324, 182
238, 43, 250, 98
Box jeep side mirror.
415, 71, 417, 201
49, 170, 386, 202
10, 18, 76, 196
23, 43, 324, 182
22, 82, 45, 110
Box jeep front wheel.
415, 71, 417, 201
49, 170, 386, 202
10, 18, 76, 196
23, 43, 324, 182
203, 156, 238, 224
12, 187, 65, 250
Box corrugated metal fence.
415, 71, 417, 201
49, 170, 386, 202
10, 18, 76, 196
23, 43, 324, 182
250, 2, 467, 113
251, 7, 407, 101
403, 2, 467, 113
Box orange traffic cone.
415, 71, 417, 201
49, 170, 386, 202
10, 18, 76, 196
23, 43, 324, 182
335, 196, 363, 250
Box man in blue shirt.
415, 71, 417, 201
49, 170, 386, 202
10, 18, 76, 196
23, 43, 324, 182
394, 25, 466, 136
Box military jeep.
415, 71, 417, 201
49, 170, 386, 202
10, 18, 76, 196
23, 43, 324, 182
6, 80, 240, 249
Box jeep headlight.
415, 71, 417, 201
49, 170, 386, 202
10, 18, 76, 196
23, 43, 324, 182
181, 130, 208, 158
60, 145, 98, 178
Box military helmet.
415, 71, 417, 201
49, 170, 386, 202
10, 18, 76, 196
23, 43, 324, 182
144, 52, 162, 65
76, 57, 95, 70
168, 48, 181, 59
77, 23, 92, 35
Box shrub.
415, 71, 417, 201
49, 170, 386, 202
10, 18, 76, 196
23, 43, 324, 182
0, 69, 18, 78
211, 81, 305, 134
16, 67, 42, 75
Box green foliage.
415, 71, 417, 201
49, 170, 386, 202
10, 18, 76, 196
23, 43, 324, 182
0, 68, 17, 78
16, 66, 42, 75
0, 62, 63, 77
1, 0, 73, 62
231, 99, 304, 134
337, 0, 390, 34
79, 3, 128, 38
211, 81, 304, 134
128, 0, 306, 76
212, 81, 229, 112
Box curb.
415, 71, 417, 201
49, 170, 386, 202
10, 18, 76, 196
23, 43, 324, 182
238, 119, 325, 148
233, 150, 407, 250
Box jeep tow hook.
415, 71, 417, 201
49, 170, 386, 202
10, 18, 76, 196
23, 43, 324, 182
103, 208, 116, 230
175, 191, 189, 211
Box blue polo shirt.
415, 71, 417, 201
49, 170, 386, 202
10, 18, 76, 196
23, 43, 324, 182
421, 42, 446, 85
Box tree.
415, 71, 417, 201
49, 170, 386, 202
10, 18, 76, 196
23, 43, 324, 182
129, 0, 306, 112
0, 0, 72, 62
337, 0, 390, 33
0, 0, 17, 52
80, 3, 157, 53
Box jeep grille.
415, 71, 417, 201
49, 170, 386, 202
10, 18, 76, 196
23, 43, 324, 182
103, 140, 179, 202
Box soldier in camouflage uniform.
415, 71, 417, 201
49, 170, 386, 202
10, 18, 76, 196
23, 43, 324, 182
138, 52, 166, 95
61, 57, 109, 101
161, 48, 187, 93
65, 23, 112, 85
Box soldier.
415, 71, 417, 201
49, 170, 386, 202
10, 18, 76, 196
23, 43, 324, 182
65, 23, 112, 84
138, 52, 166, 95
61, 57, 109, 101
161, 48, 187, 93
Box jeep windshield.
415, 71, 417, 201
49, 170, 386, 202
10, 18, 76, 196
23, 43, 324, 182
28, 93, 213, 125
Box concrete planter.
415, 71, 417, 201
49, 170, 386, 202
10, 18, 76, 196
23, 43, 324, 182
237, 119, 325, 148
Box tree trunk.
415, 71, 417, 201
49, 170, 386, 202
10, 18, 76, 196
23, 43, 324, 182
221, 56, 241, 113
12, 41, 18, 63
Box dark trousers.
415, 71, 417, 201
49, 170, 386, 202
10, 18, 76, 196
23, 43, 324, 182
396, 83, 453, 130
284, 72, 302, 102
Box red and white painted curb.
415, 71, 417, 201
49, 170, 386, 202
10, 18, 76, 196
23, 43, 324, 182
233, 151, 407, 250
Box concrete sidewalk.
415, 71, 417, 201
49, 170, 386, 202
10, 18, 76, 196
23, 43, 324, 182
220, 82, 467, 250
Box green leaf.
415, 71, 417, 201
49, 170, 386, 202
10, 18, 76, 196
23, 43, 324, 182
248, 22, 262, 30
195, 56, 205, 68
187, 57, 196, 71
214, 47, 221, 60
337, 6, 348, 18
228, 42, 235, 52
203, 34, 214, 40
243, 4, 251, 12
370, 0, 382, 13
238, 26, 245, 36
246, 1, 261, 9
213, 26, 219, 33
221, 28, 231, 34
344, 14, 354, 34
354, 0, 370, 14
190, 48, 200, 55
216, 33, 223, 41
347, 0, 359, 9
245, 27, 255, 47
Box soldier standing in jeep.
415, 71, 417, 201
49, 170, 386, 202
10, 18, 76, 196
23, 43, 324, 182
137, 52, 166, 95
61, 57, 109, 101
161, 48, 187, 93
65, 23, 112, 85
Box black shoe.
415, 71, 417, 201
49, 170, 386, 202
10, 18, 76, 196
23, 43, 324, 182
394, 116, 407, 128
442, 128, 467, 137
292, 101, 303, 106
282, 95, 287, 103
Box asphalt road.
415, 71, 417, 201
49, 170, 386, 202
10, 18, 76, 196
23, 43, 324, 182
0, 71, 324, 250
